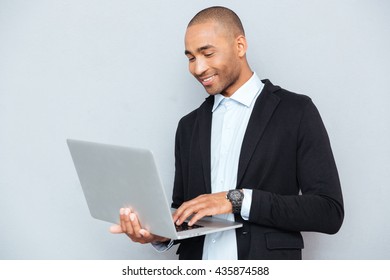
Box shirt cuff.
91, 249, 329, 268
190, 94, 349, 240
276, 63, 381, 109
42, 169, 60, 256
151, 239, 174, 252
240, 189, 252, 220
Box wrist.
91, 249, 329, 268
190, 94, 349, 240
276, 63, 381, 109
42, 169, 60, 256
226, 189, 244, 214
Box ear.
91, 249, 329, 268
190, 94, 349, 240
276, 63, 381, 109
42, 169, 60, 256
236, 35, 248, 58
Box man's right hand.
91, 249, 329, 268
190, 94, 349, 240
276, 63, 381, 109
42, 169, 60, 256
109, 208, 170, 244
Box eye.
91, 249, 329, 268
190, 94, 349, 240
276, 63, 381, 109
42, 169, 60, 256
204, 53, 214, 57
187, 56, 195, 62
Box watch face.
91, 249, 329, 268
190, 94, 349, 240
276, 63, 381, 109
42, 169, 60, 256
228, 190, 243, 214
228, 190, 243, 201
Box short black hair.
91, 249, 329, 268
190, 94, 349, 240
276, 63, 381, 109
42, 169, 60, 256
188, 6, 245, 37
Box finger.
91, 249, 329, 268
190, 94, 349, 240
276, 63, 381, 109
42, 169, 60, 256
173, 197, 201, 217
129, 212, 143, 239
175, 203, 203, 225
132, 229, 150, 244
139, 229, 151, 242
109, 224, 123, 234
174, 198, 203, 224
121, 208, 135, 236
188, 210, 207, 226
172, 208, 182, 224
173, 205, 189, 225
119, 208, 127, 232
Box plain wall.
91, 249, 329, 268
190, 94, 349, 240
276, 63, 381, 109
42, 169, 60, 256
1, 0, 389, 259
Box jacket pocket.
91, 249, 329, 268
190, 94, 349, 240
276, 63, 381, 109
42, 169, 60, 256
265, 231, 304, 250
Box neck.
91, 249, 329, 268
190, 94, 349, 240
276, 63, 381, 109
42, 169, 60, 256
222, 65, 253, 97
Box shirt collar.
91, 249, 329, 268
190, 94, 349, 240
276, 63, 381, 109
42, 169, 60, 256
212, 72, 263, 112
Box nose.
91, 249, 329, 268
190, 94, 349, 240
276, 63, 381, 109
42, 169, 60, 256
191, 57, 208, 76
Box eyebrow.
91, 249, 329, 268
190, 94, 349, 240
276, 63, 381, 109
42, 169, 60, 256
184, 44, 216, 55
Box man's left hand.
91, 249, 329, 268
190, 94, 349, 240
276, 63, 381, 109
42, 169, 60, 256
172, 192, 232, 226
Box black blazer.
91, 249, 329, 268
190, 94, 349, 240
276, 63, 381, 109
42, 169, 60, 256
171, 80, 344, 260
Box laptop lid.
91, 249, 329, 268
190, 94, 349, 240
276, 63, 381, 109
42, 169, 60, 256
67, 139, 242, 240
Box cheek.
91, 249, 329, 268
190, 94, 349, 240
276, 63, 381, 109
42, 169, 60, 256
213, 53, 234, 73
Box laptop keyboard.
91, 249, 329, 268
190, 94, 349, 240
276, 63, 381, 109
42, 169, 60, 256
175, 221, 203, 232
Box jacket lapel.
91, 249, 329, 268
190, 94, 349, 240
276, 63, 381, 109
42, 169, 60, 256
198, 96, 214, 194
237, 80, 281, 186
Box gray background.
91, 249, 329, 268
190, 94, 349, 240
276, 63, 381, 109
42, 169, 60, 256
1, 0, 389, 260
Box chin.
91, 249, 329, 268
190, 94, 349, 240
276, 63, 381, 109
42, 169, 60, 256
204, 89, 216, 95
204, 86, 222, 96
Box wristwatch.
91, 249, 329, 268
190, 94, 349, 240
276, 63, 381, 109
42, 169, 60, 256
226, 189, 244, 214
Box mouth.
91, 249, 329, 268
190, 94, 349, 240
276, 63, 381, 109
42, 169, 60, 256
199, 74, 216, 86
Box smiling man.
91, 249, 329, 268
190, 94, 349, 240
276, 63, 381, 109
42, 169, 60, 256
184, 12, 251, 97
111, 6, 344, 260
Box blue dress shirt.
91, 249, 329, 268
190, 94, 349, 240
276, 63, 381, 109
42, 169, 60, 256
202, 73, 263, 259
152, 73, 264, 258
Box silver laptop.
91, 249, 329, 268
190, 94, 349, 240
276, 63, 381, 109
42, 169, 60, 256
67, 139, 242, 240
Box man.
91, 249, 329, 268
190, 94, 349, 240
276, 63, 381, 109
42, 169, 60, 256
110, 6, 344, 260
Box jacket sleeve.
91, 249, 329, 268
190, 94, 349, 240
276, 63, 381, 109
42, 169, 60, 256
248, 100, 344, 234
171, 117, 185, 210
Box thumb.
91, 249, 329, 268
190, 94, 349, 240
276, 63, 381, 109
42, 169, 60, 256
109, 224, 123, 234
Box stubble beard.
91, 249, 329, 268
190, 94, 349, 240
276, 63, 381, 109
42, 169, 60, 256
205, 71, 240, 96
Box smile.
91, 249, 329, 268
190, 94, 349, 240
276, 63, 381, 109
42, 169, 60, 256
200, 75, 216, 86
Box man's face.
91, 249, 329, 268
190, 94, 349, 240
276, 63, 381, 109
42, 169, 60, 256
184, 21, 243, 97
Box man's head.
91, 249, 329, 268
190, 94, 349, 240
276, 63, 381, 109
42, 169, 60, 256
185, 6, 252, 97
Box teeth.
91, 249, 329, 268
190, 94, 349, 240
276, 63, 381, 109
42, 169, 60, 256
202, 76, 213, 82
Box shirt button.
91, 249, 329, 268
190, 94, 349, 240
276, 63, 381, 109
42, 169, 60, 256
212, 239, 216, 243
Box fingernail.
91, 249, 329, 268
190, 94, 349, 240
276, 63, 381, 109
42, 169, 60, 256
139, 229, 145, 237
130, 213, 135, 221
120, 208, 125, 215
